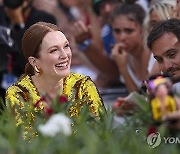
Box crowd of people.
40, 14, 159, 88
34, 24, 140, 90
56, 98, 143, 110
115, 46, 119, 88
0, 0, 180, 130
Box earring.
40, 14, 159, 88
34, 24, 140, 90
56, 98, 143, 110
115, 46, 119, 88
34, 66, 41, 76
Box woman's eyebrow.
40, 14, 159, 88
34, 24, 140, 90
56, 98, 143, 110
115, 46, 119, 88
47, 45, 58, 50
64, 40, 69, 45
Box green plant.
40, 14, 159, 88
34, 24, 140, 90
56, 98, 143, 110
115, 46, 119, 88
0, 93, 180, 154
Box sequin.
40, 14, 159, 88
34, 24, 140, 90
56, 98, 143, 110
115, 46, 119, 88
6, 72, 106, 137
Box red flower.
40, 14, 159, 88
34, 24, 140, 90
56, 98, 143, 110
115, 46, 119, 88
34, 96, 46, 108
114, 101, 122, 108
147, 126, 157, 136
44, 106, 53, 116
58, 95, 68, 104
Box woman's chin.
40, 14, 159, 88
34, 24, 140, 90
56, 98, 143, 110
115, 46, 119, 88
57, 69, 70, 78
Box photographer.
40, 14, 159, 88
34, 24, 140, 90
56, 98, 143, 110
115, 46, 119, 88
0, 25, 13, 100
0, 0, 56, 98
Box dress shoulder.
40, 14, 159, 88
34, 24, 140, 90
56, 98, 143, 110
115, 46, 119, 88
6, 74, 40, 106
67, 72, 88, 80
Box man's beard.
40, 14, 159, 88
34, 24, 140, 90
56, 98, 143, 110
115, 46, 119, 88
166, 67, 180, 83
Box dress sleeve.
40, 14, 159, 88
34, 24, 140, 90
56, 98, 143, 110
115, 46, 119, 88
81, 77, 106, 117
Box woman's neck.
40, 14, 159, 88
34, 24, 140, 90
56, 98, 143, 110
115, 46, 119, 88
128, 45, 150, 80
131, 45, 144, 59
32, 75, 64, 99
158, 95, 167, 103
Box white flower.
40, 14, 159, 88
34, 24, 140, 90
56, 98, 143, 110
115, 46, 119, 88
38, 113, 72, 137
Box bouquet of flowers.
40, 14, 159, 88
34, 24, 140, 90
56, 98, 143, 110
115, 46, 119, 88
0, 91, 180, 153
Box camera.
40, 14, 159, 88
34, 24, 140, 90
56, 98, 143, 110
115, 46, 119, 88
3, 0, 24, 9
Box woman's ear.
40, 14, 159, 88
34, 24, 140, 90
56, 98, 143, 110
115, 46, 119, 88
28, 56, 37, 67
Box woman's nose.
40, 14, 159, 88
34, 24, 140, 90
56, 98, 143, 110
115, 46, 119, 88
59, 50, 67, 59
119, 32, 127, 41
115, 32, 126, 43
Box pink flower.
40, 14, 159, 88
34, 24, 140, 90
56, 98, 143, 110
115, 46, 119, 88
58, 95, 68, 104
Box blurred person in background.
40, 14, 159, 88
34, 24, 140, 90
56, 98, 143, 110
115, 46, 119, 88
0, 25, 13, 100
147, 19, 180, 129
144, 0, 177, 76
113, 0, 180, 116
147, 19, 180, 92
0, 0, 56, 100
33, 0, 104, 82
73, 0, 149, 89
111, 1, 149, 92
73, 0, 122, 88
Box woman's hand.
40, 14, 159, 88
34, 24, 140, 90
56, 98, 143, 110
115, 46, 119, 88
113, 96, 138, 116
111, 43, 128, 69
73, 20, 91, 44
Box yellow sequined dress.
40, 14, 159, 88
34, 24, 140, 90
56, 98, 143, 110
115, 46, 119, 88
6, 72, 106, 128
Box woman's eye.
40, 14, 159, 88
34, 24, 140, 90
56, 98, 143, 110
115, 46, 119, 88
113, 28, 121, 34
65, 44, 70, 48
50, 49, 58, 53
125, 28, 134, 34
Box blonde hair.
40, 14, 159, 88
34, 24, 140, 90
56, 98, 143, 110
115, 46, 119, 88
149, 0, 176, 20
143, 0, 176, 46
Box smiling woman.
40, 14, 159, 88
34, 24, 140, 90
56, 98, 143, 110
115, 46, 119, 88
5, 22, 106, 131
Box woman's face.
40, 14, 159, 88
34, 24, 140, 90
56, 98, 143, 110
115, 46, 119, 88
155, 84, 168, 97
112, 15, 143, 54
148, 9, 160, 31
35, 31, 72, 79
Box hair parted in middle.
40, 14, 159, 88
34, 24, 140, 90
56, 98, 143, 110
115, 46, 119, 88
111, 1, 146, 26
